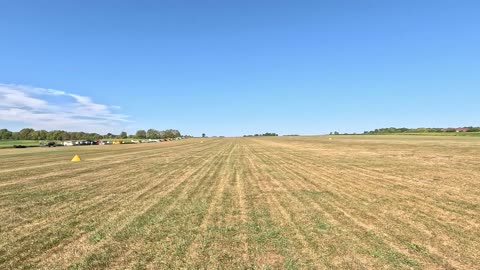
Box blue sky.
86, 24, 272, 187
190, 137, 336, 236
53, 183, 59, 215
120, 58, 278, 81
0, 0, 479, 136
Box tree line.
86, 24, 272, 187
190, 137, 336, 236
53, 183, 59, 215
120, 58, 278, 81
0, 128, 182, 141
134, 129, 181, 139
362, 127, 480, 134
243, 132, 279, 137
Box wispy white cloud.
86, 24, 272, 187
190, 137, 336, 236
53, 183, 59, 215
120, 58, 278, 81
0, 84, 129, 133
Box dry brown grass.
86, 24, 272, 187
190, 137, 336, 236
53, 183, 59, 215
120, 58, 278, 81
0, 136, 478, 269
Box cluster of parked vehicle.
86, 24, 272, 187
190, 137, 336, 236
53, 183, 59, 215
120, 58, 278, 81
39, 142, 58, 147
62, 140, 122, 146
37, 138, 184, 147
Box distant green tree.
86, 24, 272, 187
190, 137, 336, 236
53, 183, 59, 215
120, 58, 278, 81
30, 130, 40, 140
163, 129, 181, 138
147, 129, 159, 139
0, 129, 13, 139
136, 130, 146, 139
18, 128, 35, 140
202, 133, 206, 138
37, 130, 48, 140
11, 132, 20, 140
1, 127, 185, 141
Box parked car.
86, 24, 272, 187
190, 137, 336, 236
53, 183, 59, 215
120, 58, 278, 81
40, 142, 57, 147
63, 141, 74, 146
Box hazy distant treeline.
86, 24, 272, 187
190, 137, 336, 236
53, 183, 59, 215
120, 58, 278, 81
362, 127, 480, 134
243, 132, 279, 137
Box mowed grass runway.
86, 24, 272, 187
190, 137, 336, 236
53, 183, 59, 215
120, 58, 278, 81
0, 136, 479, 269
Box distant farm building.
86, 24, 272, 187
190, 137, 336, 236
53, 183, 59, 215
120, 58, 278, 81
441, 127, 470, 132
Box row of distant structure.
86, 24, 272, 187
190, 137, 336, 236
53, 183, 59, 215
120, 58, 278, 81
62, 138, 183, 146
441, 127, 470, 132
358, 126, 479, 135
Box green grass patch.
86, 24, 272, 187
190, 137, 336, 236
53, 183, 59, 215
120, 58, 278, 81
406, 243, 427, 254
313, 217, 331, 232
366, 231, 420, 268
89, 231, 105, 244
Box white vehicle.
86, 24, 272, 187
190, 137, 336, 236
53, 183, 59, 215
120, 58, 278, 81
63, 141, 74, 146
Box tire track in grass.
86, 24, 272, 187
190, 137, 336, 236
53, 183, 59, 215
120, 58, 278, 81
205, 145, 250, 268
0, 140, 220, 221
264, 148, 424, 268
3, 137, 478, 269
0, 141, 224, 268
0, 141, 222, 187
268, 141, 470, 230
0, 146, 222, 245
315, 166, 464, 269
50, 143, 231, 269
249, 140, 458, 269
81, 143, 231, 269
245, 145, 355, 229
238, 138, 474, 268
344, 162, 480, 216
267, 146, 469, 268
35, 153, 211, 268
243, 145, 356, 269
243, 144, 325, 269
186, 143, 250, 268
0, 162, 141, 251
234, 165, 250, 266
0, 139, 212, 175
267, 152, 379, 230
183, 142, 236, 267
246, 144, 375, 269
236, 145, 291, 269
0, 162, 165, 268
121, 145, 232, 269
245, 141, 424, 269
0, 148, 191, 230
268, 140, 478, 224
319, 161, 477, 240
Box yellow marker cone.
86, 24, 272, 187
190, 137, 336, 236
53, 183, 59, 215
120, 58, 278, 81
71, 155, 81, 162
